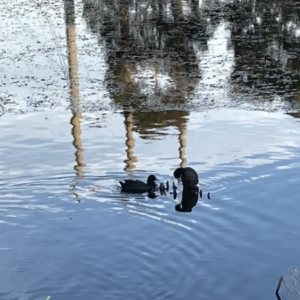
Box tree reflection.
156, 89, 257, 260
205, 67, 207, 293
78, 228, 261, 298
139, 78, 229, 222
123, 108, 138, 171
83, 0, 218, 168
228, 0, 300, 105
83, 0, 300, 114
82, 0, 300, 169
82, 0, 217, 132
64, 0, 86, 177
122, 109, 188, 170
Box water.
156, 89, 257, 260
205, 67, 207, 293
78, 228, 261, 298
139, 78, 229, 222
1, 109, 300, 300
1, 0, 300, 299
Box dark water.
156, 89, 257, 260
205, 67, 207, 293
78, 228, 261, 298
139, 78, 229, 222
1, 109, 300, 300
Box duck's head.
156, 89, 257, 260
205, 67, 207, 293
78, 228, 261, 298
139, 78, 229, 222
173, 168, 183, 182
147, 175, 158, 184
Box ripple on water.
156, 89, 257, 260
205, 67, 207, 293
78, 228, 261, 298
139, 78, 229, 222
0, 174, 76, 226
1, 109, 300, 300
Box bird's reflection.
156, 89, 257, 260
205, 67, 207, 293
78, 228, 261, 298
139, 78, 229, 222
147, 192, 159, 199
175, 186, 199, 213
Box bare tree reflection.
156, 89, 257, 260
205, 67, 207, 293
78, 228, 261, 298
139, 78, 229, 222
83, 0, 300, 112
121, 109, 187, 170
123, 108, 138, 171
82, 0, 214, 115
82, 0, 300, 171
178, 123, 187, 168
82, 0, 220, 168
64, 0, 86, 176
227, 0, 300, 106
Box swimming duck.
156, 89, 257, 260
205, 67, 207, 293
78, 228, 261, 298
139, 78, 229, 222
173, 167, 199, 188
119, 175, 158, 193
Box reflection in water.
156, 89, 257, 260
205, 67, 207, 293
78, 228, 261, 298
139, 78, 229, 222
178, 123, 187, 168
122, 109, 189, 170
228, 0, 300, 106
100, 2, 201, 109
288, 111, 300, 119
83, 0, 300, 113
147, 192, 159, 199
123, 108, 137, 171
64, 0, 78, 103
175, 187, 199, 213
84, 0, 196, 174
195, 20, 234, 104
2, 104, 300, 298
172, 181, 178, 200
77, 0, 300, 173
64, 0, 86, 176
70, 113, 85, 176
81, 0, 300, 171
82, 0, 208, 141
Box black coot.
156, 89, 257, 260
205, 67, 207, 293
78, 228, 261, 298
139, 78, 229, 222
173, 167, 199, 188
119, 175, 158, 193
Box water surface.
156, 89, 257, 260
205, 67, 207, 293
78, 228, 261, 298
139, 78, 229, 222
1, 0, 300, 299
1, 109, 300, 300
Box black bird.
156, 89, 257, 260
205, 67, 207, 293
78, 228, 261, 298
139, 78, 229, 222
119, 175, 158, 193
175, 186, 199, 213
173, 167, 199, 188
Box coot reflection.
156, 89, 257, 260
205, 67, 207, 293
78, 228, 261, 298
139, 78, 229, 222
175, 187, 199, 213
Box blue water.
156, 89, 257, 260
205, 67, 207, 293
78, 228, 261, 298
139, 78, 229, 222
0, 109, 300, 300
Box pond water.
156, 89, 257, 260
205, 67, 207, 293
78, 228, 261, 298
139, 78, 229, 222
1, 0, 300, 300
1, 109, 300, 300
